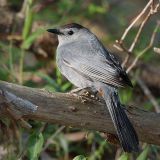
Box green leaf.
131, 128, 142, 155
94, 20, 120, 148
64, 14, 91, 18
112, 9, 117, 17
27, 133, 44, 160
44, 85, 56, 92
0, 118, 10, 128
35, 71, 59, 90
22, 0, 34, 40
58, 134, 68, 155
136, 145, 150, 160
56, 68, 63, 85
61, 82, 72, 91
22, 29, 44, 50
0, 67, 9, 81
88, 4, 106, 15
118, 153, 129, 160
119, 88, 133, 104
73, 155, 87, 160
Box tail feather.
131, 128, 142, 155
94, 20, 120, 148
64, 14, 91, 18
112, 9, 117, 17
98, 84, 139, 152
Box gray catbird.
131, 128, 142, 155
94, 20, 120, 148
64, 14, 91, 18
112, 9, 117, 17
47, 23, 139, 152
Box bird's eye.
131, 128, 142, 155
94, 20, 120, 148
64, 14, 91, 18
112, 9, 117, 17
68, 30, 74, 35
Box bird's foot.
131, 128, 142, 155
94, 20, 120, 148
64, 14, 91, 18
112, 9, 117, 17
81, 90, 99, 101
79, 89, 99, 103
70, 88, 84, 94
70, 87, 100, 103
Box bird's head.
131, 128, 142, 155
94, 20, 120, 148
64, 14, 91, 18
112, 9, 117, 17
47, 23, 91, 46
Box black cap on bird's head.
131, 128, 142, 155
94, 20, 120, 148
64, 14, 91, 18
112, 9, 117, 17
60, 23, 83, 29
47, 23, 84, 35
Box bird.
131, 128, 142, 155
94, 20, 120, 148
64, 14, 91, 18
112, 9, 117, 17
47, 23, 139, 152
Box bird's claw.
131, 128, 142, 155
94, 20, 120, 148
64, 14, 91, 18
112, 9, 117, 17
70, 88, 99, 103
79, 90, 99, 103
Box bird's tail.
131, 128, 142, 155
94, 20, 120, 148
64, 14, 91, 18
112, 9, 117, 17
96, 83, 139, 152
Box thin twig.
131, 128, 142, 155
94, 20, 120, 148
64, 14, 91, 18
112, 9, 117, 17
136, 76, 160, 113
1, 64, 18, 81
120, 0, 153, 41
123, 2, 159, 67
122, 54, 130, 68
43, 126, 65, 151
114, 41, 131, 68
114, 0, 159, 68
127, 22, 160, 73
128, 11, 151, 53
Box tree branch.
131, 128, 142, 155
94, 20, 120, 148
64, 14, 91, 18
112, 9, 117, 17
0, 80, 160, 146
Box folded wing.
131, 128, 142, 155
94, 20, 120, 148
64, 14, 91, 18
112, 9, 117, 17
58, 46, 132, 88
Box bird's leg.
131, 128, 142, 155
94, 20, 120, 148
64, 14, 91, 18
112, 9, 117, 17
83, 88, 99, 101
70, 87, 84, 94
70, 87, 99, 103
71, 87, 97, 97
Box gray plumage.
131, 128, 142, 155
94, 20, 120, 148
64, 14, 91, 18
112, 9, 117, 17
47, 23, 139, 152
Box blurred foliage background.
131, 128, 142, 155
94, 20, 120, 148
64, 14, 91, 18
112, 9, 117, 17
0, 0, 160, 159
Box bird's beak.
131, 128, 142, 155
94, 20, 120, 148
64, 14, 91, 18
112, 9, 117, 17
47, 28, 63, 35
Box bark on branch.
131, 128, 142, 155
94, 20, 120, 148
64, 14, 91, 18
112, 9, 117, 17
0, 80, 160, 146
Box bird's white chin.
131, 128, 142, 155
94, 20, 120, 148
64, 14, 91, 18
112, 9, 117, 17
57, 35, 74, 46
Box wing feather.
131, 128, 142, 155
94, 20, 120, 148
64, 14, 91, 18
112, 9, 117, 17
58, 45, 132, 88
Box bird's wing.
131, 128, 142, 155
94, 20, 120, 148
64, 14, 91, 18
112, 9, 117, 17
58, 45, 132, 88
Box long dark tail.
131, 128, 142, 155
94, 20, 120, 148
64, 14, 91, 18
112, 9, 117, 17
96, 84, 139, 152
